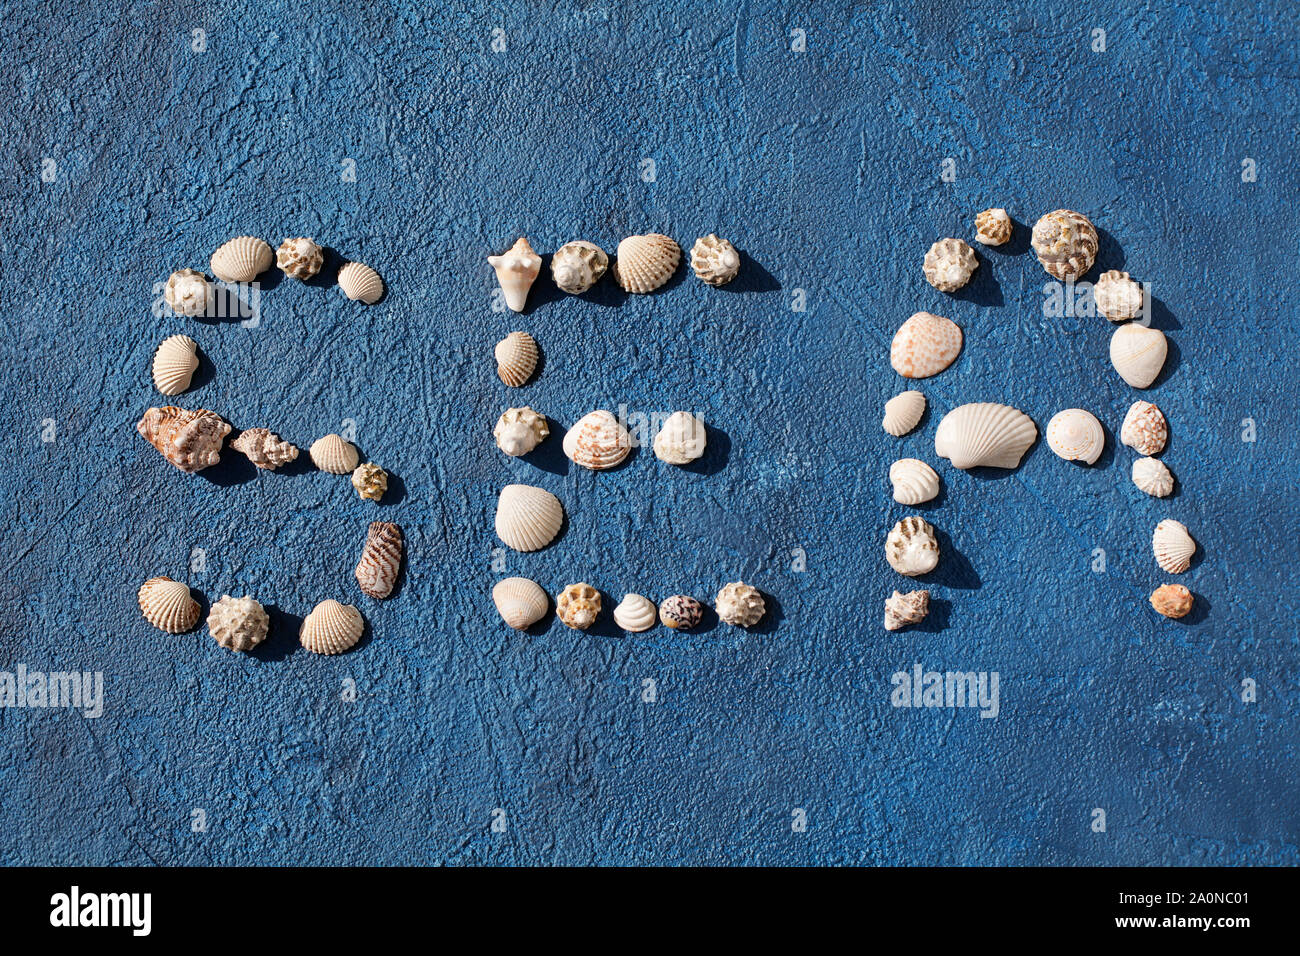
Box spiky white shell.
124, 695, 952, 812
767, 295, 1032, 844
138, 576, 200, 633
1120, 400, 1168, 456
494, 406, 549, 457
152, 334, 199, 396
495, 331, 538, 387
207, 595, 269, 652
934, 402, 1037, 470
488, 238, 541, 312
1031, 209, 1098, 280
890, 312, 963, 379
551, 240, 608, 294
1152, 520, 1196, 574
882, 390, 926, 437
889, 458, 940, 505
884, 589, 930, 631
614, 233, 681, 293
556, 583, 601, 630
1045, 408, 1105, 464
563, 411, 631, 470
885, 516, 939, 577
922, 238, 978, 292
492, 577, 548, 630
277, 237, 323, 280
210, 236, 272, 283
1094, 270, 1143, 322
1132, 457, 1174, 498
164, 269, 210, 316
495, 484, 564, 552
309, 434, 359, 474
351, 463, 388, 501
653, 411, 706, 465
1110, 324, 1167, 389
715, 582, 765, 628
299, 600, 364, 655
338, 261, 383, 304
974, 208, 1012, 246
690, 234, 741, 286
356, 521, 403, 599
613, 594, 657, 632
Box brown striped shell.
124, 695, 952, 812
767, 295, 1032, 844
355, 521, 403, 599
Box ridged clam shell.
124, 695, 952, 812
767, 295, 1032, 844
1120, 401, 1167, 456
614, 233, 681, 293
152, 334, 199, 396
1031, 209, 1098, 280
882, 390, 926, 437
495, 484, 564, 552
488, 237, 541, 312
550, 240, 608, 294
1152, 520, 1196, 574
1094, 270, 1143, 322
1132, 457, 1174, 498
653, 411, 706, 464
1046, 408, 1105, 464
309, 434, 359, 474
495, 331, 538, 387
934, 402, 1037, 470
557, 583, 601, 630
210, 236, 272, 283
563, 410, 631, 470
299, 600, 364, 655
164, 268, 210, 316
890, 312, 963, 379
659, 595, 703, 630
885, 516, 939, 577
207, 595, 269, 652
356, 521, 403, 599
337, 261, 383, 304
137, 406, 231, 473
1110, 324, 1167, 389
922, 238, 978, 292
138, 576, 200, 633
493, 577, 549, 630
276, 237, 323, 280
613, 593, 657, 632
1150, 583, 1194, 619
690, 234, 740, 286
884, 589, 930, 631
231, 427, 298, 470
494, 406, 549, 457
974, 208, 1012, 246
351, 462, 387, 501
889, 458, 940, 505
716, 582, 765, 628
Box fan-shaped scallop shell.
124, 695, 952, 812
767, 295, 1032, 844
137, 406, 231, 473
1120, 401, 1167, 456
1031, 209, 1098, 280
1150, 584, 1193, 619
890, 312, 963, 379
207, 595, 269, 652
495, 484, 564, 552
164, 268, 210, 317
210, 236, 273, 283
934, 402, 1037, 470
493, 577, 549, 630
716, 582, 765, 628
563, 410, 631, 470
690, 234, 741, 286
231, 427, 298, 470
1152, 520, 1195, 574
1110, 324, 1167, 389
1132, 457, 1174, 498
922, 238, 978, 292
276, 237, 323, 280
299, 600, 364, 655
309, 434, 359, 474
884, 589, 930, 631
494, 406, 549, 457
653, 411, 706, 465
488, 237, 541, 312
613, 594, 657, 632
556, 583, 601, 630
889, 458, 940, 505
356, 521, 403, 599
337, 261, 384, 304
495, 331, 538, 387
885, 516, 940, 577
659, 595, 703, 630
351, 462, 388, 501
1094, 270, 1143, 322
614, 233, 681, 293
138, 576, 200, 633
152, 334, 199, 396
882, 390, 926, 437
550, 240, 608, 294
974, 208, 1012, 246
1046, 408, 1105, 464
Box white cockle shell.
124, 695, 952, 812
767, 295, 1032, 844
494, 406, 550, 457
613, 594, 657, 632
493, 577, 549, 630
563, 410, 631, 470
934, 402, 1037, 470
1152, 520, 1196, 574
1120, 400, 1168, 456
889, 458, 940, 505
653, 411, 706, 465
488, 237, 541, 312
1110, 324, 1167, 389
299, 600, 364, 655
207, 595, 269, 652
551, 240, 608, 294
210, 236, 273, 283
309, 434, 359, 474
1045, 408, 1105, 464
882, 390, 926, 437
922, 238, 978, 292
495, 484, 564, 552
690, 234, 741, 286
152, 334, 199, 396
337, 261, 384, 304
495, 331, 538, 387
614, 233, 681, 293
890, 311, 963, 379
885, 516, 940, 577
138, 576, 201, 634
1132, 457, 1174, 498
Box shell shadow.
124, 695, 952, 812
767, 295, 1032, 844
1179, 592, 1210, 626
950, 253, 1003, 307
919, 529, 980, 590
187, 344, 216, 391
377, 469, 407, 506
520, 599, 558, 637
914, 596, 951, 633
1093, 226, 1126, 276
680, 424, 731, 476
687, 600, 720, 636
303, 246, 342, 289
521, 254, 566, 312
198, 447, 258, 486
275, 449, 316, 477
196, 282, 262, 325
1149, 334, 1181, 390
745, 590, 784, 635
522, 418, 570, 476
585, 587, 625, 639
992, 218, 1033, 256
253, 604, 303, 662
717, 250, 782, 294
1147, 295, 1181, 331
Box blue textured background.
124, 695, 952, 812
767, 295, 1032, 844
2, 1, 1297, 865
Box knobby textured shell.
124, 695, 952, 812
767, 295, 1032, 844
351, 462, 388, 501
882, 390, 926, 437
934, 402, 1037, 470
137, 406, 231, 473
1132, 457, 1174, 498
309, 434, 359, 474
488, 237, 542, 312
889, 458, 940, 505
152, 334, 199, 396
276, 237, 323, 280
614, 233, 681, 293
337, 261, 383, 303
495, 331, 538, 387
1120, 400, 1168, 456
493, 577, 548, 630
613, 594, 657, 632
659, 595, 704, 630
563, 410, 631, 470
922, 238, 978, 292
207, 595, 269, 652
231, 427, 298, 470
299, 600, 364, 655
974, 208, 1012, 246
653, 411, 706, 465
494, 406, 550, 457
1153, 519, 1196, 574
1150, 583, 1194, 619
164, 268, 210, 316
356, 521, 403, 599
885, 516, 940, 577
556, 583, 601, 630
1031, 209, 1098, 280
210, 236, 272, 283
550, 240, 608, 294
890, 311, 963, 379
884, 589, 930, 631
138, 576, 201, 633
1110, 324, 1168, 389
1094, 270, 1143, 322
1045, 408, 1105, 465
715, 582, 765, 628
690, 234, 741, 286
495, 484, 564, 552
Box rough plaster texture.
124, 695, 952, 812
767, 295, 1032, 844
1, 1, 1297, 865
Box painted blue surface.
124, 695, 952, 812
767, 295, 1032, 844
1, 1, 1297, 866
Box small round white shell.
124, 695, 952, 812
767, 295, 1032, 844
494, 407, 549, 457
1110, 324, 1167, 389
653, 411, 706, 465
492, 577, 549, 630
889, 458, 940, 505
883, 390, 926, 437
1045, 408, 1105, 465
613, 594, 657, 632
1132, 457, 1174, 498
922, 238, 978, 292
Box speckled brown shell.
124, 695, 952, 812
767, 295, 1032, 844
659, 595, 704, 630
884, 589, 930, 631
277, 237, 323, 280
1149, 584, 1193, 619
231, 427, 298, 470
1120, 401, 1168, 456
974, 208, 1012, 246
890, 312, 963, 379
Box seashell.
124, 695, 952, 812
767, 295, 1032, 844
550, 240, 608, 294
922, 238, 978, 292
1132, 457, 1174, 498
1045, 408, 1105, 465
351, 462, 388, 501
690, 234, 741, 286
494, 406, 549, 457
164, 268, 210, 317
495, 484, 564, 552
1031, 209, 1098, 280
1149, 584, 1193, 619
884, 589, 930, 631
309, 434, 359, 474
337, 261, 383, 303
355, 521, 403, 599
137, 406, 231, 473
882, 390, 926, 437
715, 582, 765, 628
614, 233, 681, 293
276, 237, 323, 280
885, 516, 940, 577
299, 599, 364, 655
493, 577, 548, 630
1094, 270, 1143, 322
207, 595, 269, 652
487, 237, 541, 312
495, 331, 538, 387
1120, 400, 1167, 456
613, 594, 657, 632
1110, 324, 1167, 389
974, 208, 1012, 246
231, 427, 298, 470
563, 410, 631, 470
934, 402, 1037, 470
890, 311, 963, 379
1152, 519, 1196, 574
653, 411, 706, 465
889, 458, 940, 505
138, 576, 201, 633
210, 236, 272, 283
556, 583, 601, 630
151, 334, 199, 396
659, 595, 704, 630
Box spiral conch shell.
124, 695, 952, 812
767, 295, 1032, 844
1110, 324, 1167, 389
890, 312, 963, 379
351, 463, 388, 501
716, 582, 765, 628
974, 208, 1012, 246
494, 406, 549, 457
614, 233, 681, 293
659, 595, 703, 630
563, 410, 631, 470
1045, 408, 1105, 465
299, 600, 364, 655
276, 237, 323, 280
653, 411, 706, 465
1150, 583, 1193, 619
882, 390, 926, 437
1120, 401, 1167, 456
690, 234, 741, 286
495, 484, 564, 552
152, 334, 199, 396
231, 427, 298, 470
337, 261, 383, 304
164, 269, 210, 316
1152, 520, 1195, 574
309, 434, 359, 474
137, 406, 231, 473
1094, 270, 1143, 322
356, 521, 403, 599
138, 576, 201, 633
889, 458, 940, 505
488, 237, 541, 312
934, 403, 1037, 470
495, 331, 538, 387
210, 236, 272, 283
550, 240, 608, 294
884, 589, 929, 631
1132, 457, 1174, 498
922, 238, 978, 292
557, 583, 601, 630
207, 595, 269, 652
493, 577, 549, 630
885, 517, 940, 577
613, 594, 656, 632
1031, 209, 1098, 280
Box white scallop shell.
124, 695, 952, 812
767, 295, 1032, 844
934, 403, 1037, 470
690, 234, 740, 286
715, 582, 765, 628
210, 236, 272, 283
138, 576, 201, 633
488, 237, 541, 312
614, 233, 681, 293
495, 331, 538, 387
563, 410, 631, 470
885, 516, 939, 577
494, 406, 549, 457
1152, 520, 1196, 574
889, 458, 940, 505
337, 261, 383, 303
884, 589, 930, 631
551, 240, 608, 294
152, 334, 199, 396
1094, 270, 1143, 322
299, 600, 364, 655
164, 268, 210, 316
207, 595, 269, 652
495, 484, 564, 552
890, 312, 963, 379
1120, 400, 1167, 456
309, 434, 359, 474
922, 238, 978, 292
1110, 324, 1167, 389
882, 390, 926, 437
613, 593, 657, 632
1045, 408, 1105, 464
1132, 457, 1174, 497
492, 577, 549, 630
974, 208, 1012, 246
653, 411, 706, 464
